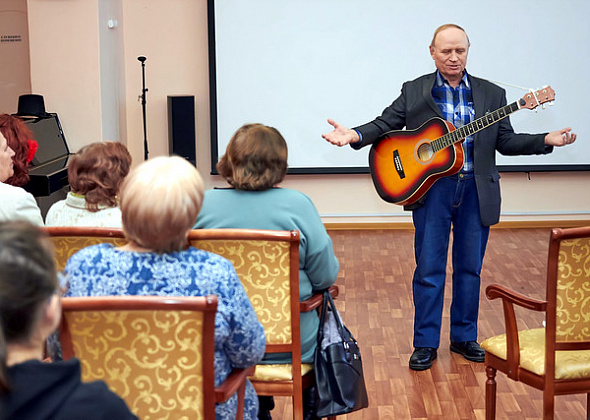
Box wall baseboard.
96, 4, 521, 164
325, 219, 590, 231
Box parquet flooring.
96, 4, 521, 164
271, 228, 589, 419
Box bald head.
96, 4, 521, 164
429, 24, 470, 87
430, 24, 470, 48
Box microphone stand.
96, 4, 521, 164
138, 56, 149, 160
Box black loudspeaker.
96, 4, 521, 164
167, 95, 196, 165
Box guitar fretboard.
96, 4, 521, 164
432, 100, 522, 152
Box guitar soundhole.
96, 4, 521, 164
416, 143, 434, 162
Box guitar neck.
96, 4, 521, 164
432, 100, 523, 152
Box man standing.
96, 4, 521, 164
322, 24, 576, 370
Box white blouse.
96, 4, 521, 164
45, 192, 122, 227
0, 182, 44, 226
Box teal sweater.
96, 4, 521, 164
194, 187, 339, 363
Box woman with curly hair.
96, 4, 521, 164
0, 114, 37, 187
0, 116, 44, 226
45, 141, 131, 227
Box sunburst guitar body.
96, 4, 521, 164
369, 118, 462, 206
368, 86, 555, 206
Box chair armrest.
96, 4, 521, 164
486, 283, 546, 312
215, 365, 256, 403
485, 283, 547, 379
299, 285, 339, 313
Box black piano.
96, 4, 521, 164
21, 113, 73, 197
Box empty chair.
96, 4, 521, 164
481, 226, 590, 419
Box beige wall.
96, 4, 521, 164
0, 0, 31, 114
26, 1, 590, 226
27, 0, 102, 151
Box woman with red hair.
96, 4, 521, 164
0, 114, 37, 187
0, 114, 44, 226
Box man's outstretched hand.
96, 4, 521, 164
544, 127, 577, 147
322, 118, 360, 147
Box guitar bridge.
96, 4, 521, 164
393, 150, 405, 179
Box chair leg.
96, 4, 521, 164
293, 390, 304, 420
587, 393, 590, 420
485, 365, 497, 420
542, 388, 555, 420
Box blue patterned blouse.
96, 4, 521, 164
64, 243, 266, 420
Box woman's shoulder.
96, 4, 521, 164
63, 380, 137, 419
67, 243, 117, 264
272, 188, 318, 210
45, 199, 68, 224
206, 186, 309, 198
0, 182, 36, 200
0, 183, 44, 225
4, 359, 137, 420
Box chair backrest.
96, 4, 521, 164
43, 226, 127, 271
546, 226, 590, 351
189, 229, 301, 359
59, 295, 218, 420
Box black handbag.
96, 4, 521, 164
314, 290, 368, 417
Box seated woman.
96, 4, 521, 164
63, 156, 266, 420
0, 114, 37, 187
0, 221, 137, 420
0, 117, 44, 226
194, 123, 340, 419
46, 141, 132, 227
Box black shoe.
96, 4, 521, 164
409, 347, 437, 371
450, 341, 485, 362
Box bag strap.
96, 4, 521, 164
316, 289, 346, 346
324, 290, 345, 332
316, 289, 330, 344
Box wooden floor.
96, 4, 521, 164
272, 228, 589, 419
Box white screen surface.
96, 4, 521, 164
209, 0, 589, 173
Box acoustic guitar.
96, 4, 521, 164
369, 86, 555, 206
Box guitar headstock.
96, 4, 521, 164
519, 86, 555, 110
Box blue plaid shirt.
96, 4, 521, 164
431, 71, 475, 172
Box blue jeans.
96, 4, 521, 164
411, 173, 489, 348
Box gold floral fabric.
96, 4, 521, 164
65, 310, 205, 420
51, 236, 126, 271
191, 239, 293, 345
482, 236, 590, 381
252, 363, 314, 381
481, 328, 590, 379
555, 237, 590, 342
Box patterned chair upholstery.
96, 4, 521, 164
43, 226, 127, 271
59, 295, 254, 420
481, 226, 590, 420
189, 229, 338, 420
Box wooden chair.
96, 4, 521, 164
189, 228, 338, 420
42, 226, 127, 271
481, 226, 590, 420
59, 295, 254, 420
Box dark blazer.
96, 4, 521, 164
352, 72, 552, 226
